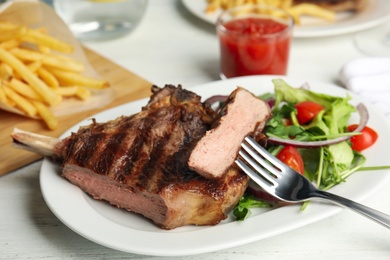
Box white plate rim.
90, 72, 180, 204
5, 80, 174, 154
40, 75, 390, 256
181, 0, 390, 38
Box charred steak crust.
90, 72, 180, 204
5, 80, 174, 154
59, 85, 249, 229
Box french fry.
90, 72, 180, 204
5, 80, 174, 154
289, 12, 301, 25
0, 21, 110, 130
0, 26, 26, 42
37, 67, 59, 88
0, 83, 6, 102
38, 45, 51, 54
53, 86, 78, 96
280, 0, 293, 9
0, 39, 21, 49
3, 85, 37, 117
7, 78, 43, 100
288, 4, 335, 22
0, 62, 13, 80
32, 100, 58, 130
0, 48, 61, 106
75, 86, 91, 100
10, 48, 85, 72
48, 68, 109, 89
9, 47, 42, 61
204, 0, 336, 24
27, 60, 42, 73
205, 4, 218, 13
0, 21, 20, 30
25, 28, 74, 54
42, 54, 85, 72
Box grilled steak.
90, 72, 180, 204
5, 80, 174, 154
12, 84, 250, 230
188, 87, 271, 179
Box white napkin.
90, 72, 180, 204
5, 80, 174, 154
339, 57, 390, 117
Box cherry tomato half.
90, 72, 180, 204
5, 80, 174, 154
295, 101, 324, 125
282, 118, 292, 126
277, 145, 304, 175
347, 124, 378, 152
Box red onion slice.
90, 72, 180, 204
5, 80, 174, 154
204, 95, 228, 107
267, 103, 368, 148
246, 181, 280, 203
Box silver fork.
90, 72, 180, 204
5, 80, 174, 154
236, 136, 390, 229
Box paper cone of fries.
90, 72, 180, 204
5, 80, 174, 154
0, 0, 114, 130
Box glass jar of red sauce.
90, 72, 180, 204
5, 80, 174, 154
216, 5, 294, 78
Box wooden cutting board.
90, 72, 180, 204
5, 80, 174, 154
0, 47, 152, 176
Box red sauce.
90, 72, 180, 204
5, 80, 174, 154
218, 17, 292, 78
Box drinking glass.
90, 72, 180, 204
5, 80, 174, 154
53, 0, 148, 41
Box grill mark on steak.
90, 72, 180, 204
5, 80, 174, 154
122, 116, 159, 187
95, 116, 139, 181
11, 84, 251, 230
115, 135, 143, 182
90, 133, 120, 175
136, 121, 175, 191
94, 132, 126, 175
66, 112, 160, 184
67, 132, 104, 168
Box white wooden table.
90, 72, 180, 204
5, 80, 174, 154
2, 1, 390, 259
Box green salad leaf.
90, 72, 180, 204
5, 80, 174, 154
267, 79, 360, 189
233, 79, 371, 220
233, 194, 272, 221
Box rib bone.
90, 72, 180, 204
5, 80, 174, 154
11, 128, 61, 157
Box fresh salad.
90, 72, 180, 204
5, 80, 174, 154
232, 79, 380, 220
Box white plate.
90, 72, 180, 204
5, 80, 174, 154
40, 75, 390, 256
182, 0, 390, 38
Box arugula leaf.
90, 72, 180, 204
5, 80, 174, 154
233, 194, 272, 221
266, 102, 304, 138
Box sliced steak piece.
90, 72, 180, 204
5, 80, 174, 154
188, 87, 271, 179
11, 85, 249, 230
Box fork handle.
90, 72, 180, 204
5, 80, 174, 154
314, 190, 390, 229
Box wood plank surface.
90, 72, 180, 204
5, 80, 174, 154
0, 47, 152, 176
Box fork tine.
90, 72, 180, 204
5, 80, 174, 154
237, 150, 278, 186
240, 142, 282, 179
235, 158, 275, 190
244, 136, 289, 172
